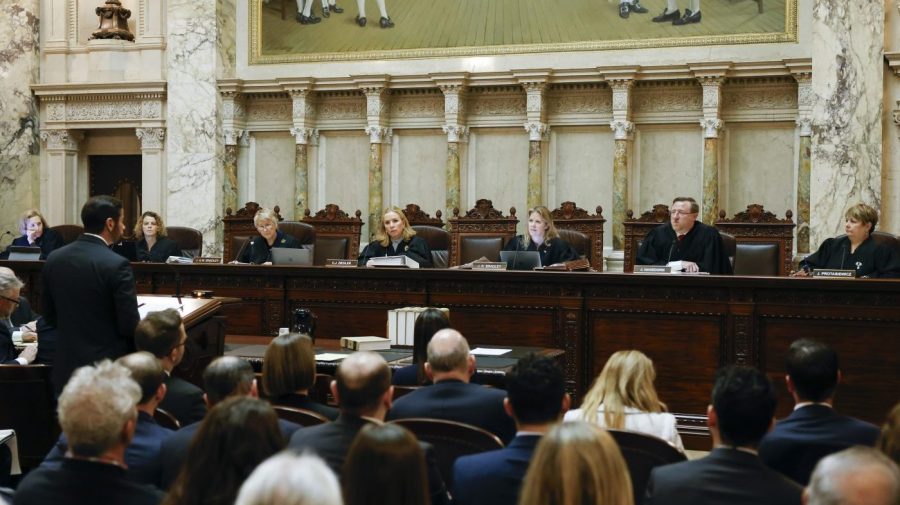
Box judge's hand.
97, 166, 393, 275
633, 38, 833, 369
26, 229, 41, 244
682, 261, 699, 273
20, 330, 37, 343
18, 343, 37, 364
791, 269, 810, 277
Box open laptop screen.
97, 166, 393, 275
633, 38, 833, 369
499, 250, 542, 271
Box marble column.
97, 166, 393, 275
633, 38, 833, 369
442, 125, 469, 214
809, 0, 883, 246
792, 72, 813, 254
0, 0, 40, 234
222, 128, 242, 214
438, 81, 468, 216
366, 127, 388, 236
39, 130, 83, 226
700, 119, 723, 224
137, 128, 167, 214
525, 122, 548, 211
610, 121, 633, 251
290, 127, 315, 218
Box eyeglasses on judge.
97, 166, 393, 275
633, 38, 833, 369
0, 295, 20, 306
669, 210, 698, 217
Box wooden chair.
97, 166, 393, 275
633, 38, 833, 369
154, 408, 181, 430
402, 204, 450, 268
223, 202, 263, 262
623, 204, 670, 273
388, 418, 504, 488
0, 365, 60, 470
273, 405, 330, 427
551, 202, 606, 270
313, 373, 336, 406
165, 226, 203, 258
607, 428, 686, 502
720, 231, 737, 270
715, 205, 795, 276
447, 199, 519, 266
392, 385, 420, 400
50, 224, 84, 246
277, 221, 317, 252
302, 204, 363, 265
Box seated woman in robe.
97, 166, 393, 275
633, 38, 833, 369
795, 203, 900, 278
134, 211, 182, 262
564, 349, 684, 451
2, 209, 63, 260
262, 332, 338, 420
502, 206, 579, 267
236, 208, 303, 264
358, 206, 433, 267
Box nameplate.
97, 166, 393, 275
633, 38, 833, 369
634, 265, 672, 274
192, 257, 222, 264
325, 258, 357, 268
472, 262, 508, 271
812, 269, 856, 279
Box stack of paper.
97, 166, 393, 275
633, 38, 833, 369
386, 307, 450, 346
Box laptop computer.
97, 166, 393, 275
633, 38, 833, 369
271, 247, 313, 266
499, 250, 542, 271
112, 240, 137, 261
7, 246, 41, 261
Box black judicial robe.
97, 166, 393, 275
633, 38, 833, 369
800, 236, 900, 278
135, 236, 182, 263
637, 221, 733, 275
357, 235, 433, 267
237, 231, 303, 264
503, 236, 580, 266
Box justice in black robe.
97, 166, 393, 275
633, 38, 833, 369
800, 236, 900, 278
136, 236, 182, 262
358, 235, 433, 267
502, 236, 580, 266
237, 231, 304, 264
636, 221, 733, 275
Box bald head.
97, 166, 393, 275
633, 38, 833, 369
426, 329, 472, 374
806, 447, 900, 505
335, 352, 391, 414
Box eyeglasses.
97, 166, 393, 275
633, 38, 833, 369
256, 223, 275, 230
670, 210, 697, 217
0, 295, 20, 306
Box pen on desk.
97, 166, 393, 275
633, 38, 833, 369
137, 303, 145, 308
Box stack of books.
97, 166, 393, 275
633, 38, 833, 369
340, 336, 392, 351
387, 307, 450, 346
367, 255, 420, 268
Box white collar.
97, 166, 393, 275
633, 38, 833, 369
84, 233, 111, 246
794, 401, 832, 411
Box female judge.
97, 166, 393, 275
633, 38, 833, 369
134, 211, 182, 262
502, 206, 579, 267
358, 206, 433, 267
236, 208, 303, 264
796, 203, 900, 278
4, 209, 63, 260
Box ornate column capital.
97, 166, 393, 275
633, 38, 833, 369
382, 128, 393, 145
700, 118, 724, 139
308, 129, 320, 147
220, 91, 246, 123
136, 127, 166, 149
439, 84, 468, 125
698, 76, 725, 117
239, 130, 252, 148
609, 120, 634, 140
607, 78, 634, 122
361, 86, 390, 124
521, 81, 548, 124
796, 118, 813, 137
893, 101, 900, 127
524, 122, 549, 142
365, 126, 390, 144
442, 125, 470, 143
40, 129, 83, 150
290, 127, 317, 145
289, 88, 317, 124
223, 128, 244, 146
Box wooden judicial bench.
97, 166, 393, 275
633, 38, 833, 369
7, 261, 900, 450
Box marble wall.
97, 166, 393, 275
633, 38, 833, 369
724, 123, 796, 218
318, 132, 371, 237
469, 128, 530, 230
390, 130, 446, 215
635, 127, 704, 216
251, 132, 295, 217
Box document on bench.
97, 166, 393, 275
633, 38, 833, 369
470, 347, 512, 356
316, 353, 349, 361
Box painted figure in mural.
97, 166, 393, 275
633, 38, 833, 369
652, 0, 702, 25
355, 0, 393, 28
617, 0, 649, 19
296, 0, 321, 24
320, 0, 344, 17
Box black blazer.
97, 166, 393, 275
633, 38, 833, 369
41, 234, 141, 394
0, 324, 18, 364
358, 235, 433, 267
645, 447, 803, 505
637, 221, 734, 275
136, 236, 182, 263
503, 236, 580, 266
758, 404, 880, 485
451, 434, 541, 505
14, 458, 164, 505
2, 227, 64, 260
801, 236, 900, 278
237, 231, 303, 264
11, 295, 39, 325
158, 375, 207, 427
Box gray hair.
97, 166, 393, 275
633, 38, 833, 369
0, 269, 23, 295
426, 329, 470, 373
235, 451, 343, 505
807, 446, 900, 505
253, 208, 279, 230
58, 360, 141, 457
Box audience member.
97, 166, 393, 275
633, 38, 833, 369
645, 366, 802, 505
392, 308, 451, 386
565, 350, 683, 450
263, 332, 338, 420
14, 361, 163, 505
759, 339, 880, 485
135, 308, 206, 426
42, 195, 140, 394
387, 329, 516, 443
42, 352, 173, 488
518, 421, 633, 505
0, 270, 36, 364
343, 424, 428, 505
805, 446, 900, 505
452, 354, 569, 505
235, 452, 342, 505
879, 402, 900, 464
162, 396, 285, 505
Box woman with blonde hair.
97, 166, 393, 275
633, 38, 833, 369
502, 206, 579, 268
358, 206, 432, 267
518, 421, 633, 505
133, 211, 181, 262
236, 207, 303, 264
2, 208, 63, 260
564, 350, 683, 450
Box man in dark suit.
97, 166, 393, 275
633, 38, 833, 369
0, 270, 37, 365
645, 366, 802, 505
452, 354, 570, 505
135, 309, 206, 426
386, 329, 517, 443
158, 356, 300, 490
42, 352, 173, 488
759, 339, 880, 485
42, 195, 140, 394
14, 360, 164, 505
806, 447, 900, 505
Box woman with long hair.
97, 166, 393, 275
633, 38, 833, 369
133, 211, 181, 262
358, 206, 432, 267
262, 332, 338, 420
343, 423, 429, 505
392, 308, 451, 386
501, 206, 579, 268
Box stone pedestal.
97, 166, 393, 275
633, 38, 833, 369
137, 128, 167, 213
40, 130, 83, 226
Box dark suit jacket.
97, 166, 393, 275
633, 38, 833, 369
392, 364, 420, 386
270, 393, 339, 421
10, 295, 39, 326
34, 316, 57, 365
357, 236, 433, 267
451, 434, 540, 505
758, 404, 880, 485
14, 457, 164, 505
136, 237, 182, 263
3, 228, 64, 260
645, 447, 803, 505
0, 324, 18, 364
159, 375, 207, 427
387, 379, 516, 443
41, 235, 140, 394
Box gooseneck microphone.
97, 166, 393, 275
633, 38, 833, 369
666, 238, 677, 264
839, 244, 848, 270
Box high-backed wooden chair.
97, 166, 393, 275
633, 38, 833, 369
272, 406, 330, 427
165, 226, 203, 258
607, 429, 686, 503
447, 199, 519, 266
551, 202, 606, 270
223, 202, 263, 262
715, 205, 795, 276
303, 205, 363, 265
0, 365, 59, 470
277, 221, 317, 249
50, 224, 84, 246
403, 204, 451, 268
623, 204, 670, 273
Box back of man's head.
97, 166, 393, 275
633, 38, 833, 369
134, 309, 184, 359
712, 365, 776, 448
806, 447, 900, 505
203, 356, 255, 406
506, 354, 566, 425
81, 195, 123, 234
116, 352, 166, 405
786, 339, 839, 403
335, 352, 391, 415
58, 360, 141, 457
426, 329, 470, 376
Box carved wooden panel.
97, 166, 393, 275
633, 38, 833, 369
623, 204, 669, 273
715, 204, 795, 276
447, 199, 519, 266
551, 202, 606, 270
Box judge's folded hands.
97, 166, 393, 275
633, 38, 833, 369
17, 343, 37, 364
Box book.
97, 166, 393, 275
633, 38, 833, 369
386, 307, 451, 346
340, 336, 392, 351
367, 255, 420, 268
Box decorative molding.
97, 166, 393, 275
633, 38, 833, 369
700, 118, 724, 138
608, 79, 634, 116
632, 87, 702, 113
308, 129, 320, 146
698, 76, 724, 117
442, 124, 470, 143
609, 119, 634, 140
382, 128, 393, 145
723, 86, 797, 111
547, 92, 611, 115
365, 125, 389, 143
239, 130, 252, 147
223, 128, 244, 146
361, 87, 390, 123
796, 117, 813, 137
524, 121, 548, 141
247, 100, 292, 121
390, 95, 443, 118
136, 127, 166, 149
317, 98, 366, 120
40, 129, 83, 150
468, 94, 526, 117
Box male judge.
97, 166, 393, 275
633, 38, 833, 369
0, 270, 37, 365
636, 196, 733, 274
42, 195, 140, 394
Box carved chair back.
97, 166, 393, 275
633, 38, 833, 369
302, 204, 363, 265
223, 202, 263, 261
623, 204, 670, 273
715, 205, 795, 276
447, 199, 519, 266
166, 226, 203, 258
551, 202, 606, 270
402, 203, 450, 268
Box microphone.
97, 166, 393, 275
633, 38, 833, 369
839, 244, 848, 270
512, 236, 522, 270
666, 238, 677, 264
